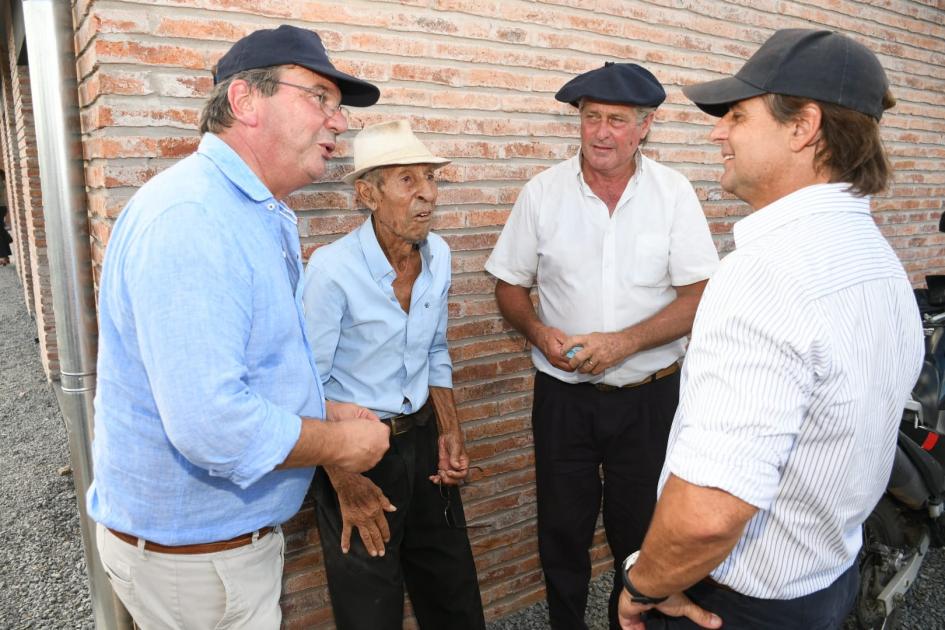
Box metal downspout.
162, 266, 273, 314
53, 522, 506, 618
20, 2, 130, 628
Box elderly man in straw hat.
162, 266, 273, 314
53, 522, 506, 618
302, 120, 486, 630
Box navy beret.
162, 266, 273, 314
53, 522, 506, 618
555, 62, 666, 108
214, 25, 379, 107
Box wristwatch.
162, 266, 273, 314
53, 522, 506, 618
621, 551, 668, 605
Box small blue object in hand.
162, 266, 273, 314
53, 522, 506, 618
565, 345, 583, 360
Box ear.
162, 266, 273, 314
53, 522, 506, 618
788, 102, 822, 153
355, 179, 379, 210
227, 79, 261, 128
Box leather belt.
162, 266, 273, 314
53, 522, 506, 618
592, 362, 680, 392
383, 402, 433, 436
107, 526, 273, 555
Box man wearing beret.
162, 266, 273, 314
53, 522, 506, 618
486, 63, 718, 629
87, 25, 391, 628
617, 30, 923, 629
303, 119, 486, 630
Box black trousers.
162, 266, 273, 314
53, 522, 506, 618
645, 563, 859, 629
314, 418, 485, 630
532, 370, 680, 630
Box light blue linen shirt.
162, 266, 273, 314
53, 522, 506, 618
302, 218, 452, 417
87, 133, 325, 545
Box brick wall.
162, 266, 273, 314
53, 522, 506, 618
2, 0, 59, 380
65, 0, 945, 627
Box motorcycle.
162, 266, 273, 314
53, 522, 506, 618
855, 214, 945, 629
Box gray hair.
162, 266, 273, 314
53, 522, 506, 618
199, 66, 283, 134
578, 98, 656, 124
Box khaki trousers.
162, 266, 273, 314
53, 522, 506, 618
96, 524, 284, 630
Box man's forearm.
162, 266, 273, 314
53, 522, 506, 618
619, 280, 707, 357
277, 416, 388, 473
628, 475, 757, 597
494, 280, 544, 345
429, 386, 460, 435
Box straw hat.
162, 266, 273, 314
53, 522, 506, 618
342, 120, 450, 185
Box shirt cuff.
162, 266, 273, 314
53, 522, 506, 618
429, 357, 454, 388
218, 405, 304, 489
666, 426, 783, 510
484, 260, 534, 288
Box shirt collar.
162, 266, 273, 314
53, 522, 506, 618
357, 217, 431, 282
733, 183, 871, 249
573, 150, 645, 199
197, 133, 275, 203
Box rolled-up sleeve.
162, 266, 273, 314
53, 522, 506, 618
126, 204, 301, 489
429, 247, 453, 388
666, 258, 817, 509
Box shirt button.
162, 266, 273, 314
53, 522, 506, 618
267, 203, 275, 210
424, 302, 430, 308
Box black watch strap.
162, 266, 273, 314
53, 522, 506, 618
622, 551, 668, 606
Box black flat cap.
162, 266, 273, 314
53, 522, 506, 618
555, 62, 666, 108
213, 25, 380, 107
683, 29, 889, 120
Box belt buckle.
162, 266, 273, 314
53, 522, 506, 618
388, 415, 409, 436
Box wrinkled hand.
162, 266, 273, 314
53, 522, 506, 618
332, 471, 396, 557
563, 331, 634, 376
331, 418, 390, 473
429, 430, 470, 486
534, 325, 575, 372
618, 590, 722, 630
326, 400, 379, 423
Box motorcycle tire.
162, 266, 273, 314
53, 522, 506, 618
855, 497, 904, 630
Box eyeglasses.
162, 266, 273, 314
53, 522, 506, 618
439, 468, 490, 531
272, 80, 349, 120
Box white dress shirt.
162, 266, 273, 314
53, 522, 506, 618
661, 183, 924, 598
485, 152, 719, 386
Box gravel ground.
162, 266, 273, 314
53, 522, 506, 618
2, 262, 944, 629
0, 265, 93, 629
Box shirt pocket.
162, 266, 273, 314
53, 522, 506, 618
633, 235, 671, 287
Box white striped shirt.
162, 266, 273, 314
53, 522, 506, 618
659, 183, 923, 599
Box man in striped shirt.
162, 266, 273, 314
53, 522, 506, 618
617, 29, 924, 629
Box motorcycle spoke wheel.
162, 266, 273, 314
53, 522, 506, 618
854, 498, 904, 630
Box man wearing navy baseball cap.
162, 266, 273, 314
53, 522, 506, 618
618, 30, 923, 629
89, 25, 390, 629
486, 62, 719, 629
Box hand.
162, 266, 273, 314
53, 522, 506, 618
533, 325, 575, 372
429, 430, 470, 486
330, 471, 396, 557
326, 400, 379, 423
618, 590, 722, 630
330, 418, 390, 473
563, 331, 636, 376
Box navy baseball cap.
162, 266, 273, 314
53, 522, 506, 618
213, 25, 380, 107
555, 62, 666, 108
683, 29, 889, 120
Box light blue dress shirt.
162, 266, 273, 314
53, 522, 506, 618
87, 133, 325, 545
302, 218, 452, 417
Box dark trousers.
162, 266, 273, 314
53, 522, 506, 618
532, 370, 680, 630
646, 563, 859, 629
314, 418, 485, 630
